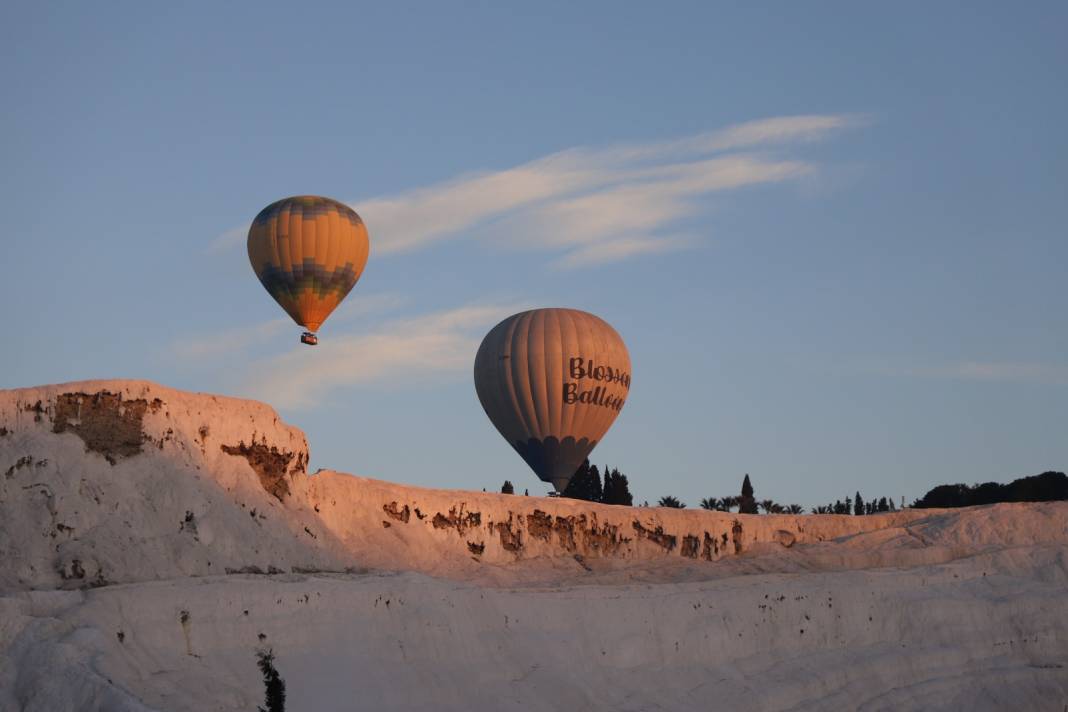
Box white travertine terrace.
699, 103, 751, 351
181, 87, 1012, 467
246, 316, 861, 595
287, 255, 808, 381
1, 380, 1066, 711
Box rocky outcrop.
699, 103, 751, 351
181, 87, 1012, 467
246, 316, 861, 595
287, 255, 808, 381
3, 380, 1067, 592
2, 380, 1068, 712
220, 439, 304, 501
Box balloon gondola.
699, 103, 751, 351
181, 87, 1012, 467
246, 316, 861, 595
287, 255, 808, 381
247, 196, 370, 345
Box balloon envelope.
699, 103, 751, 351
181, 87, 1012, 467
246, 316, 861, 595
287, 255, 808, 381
247, 196, 369, 332
474, 308, 631, 491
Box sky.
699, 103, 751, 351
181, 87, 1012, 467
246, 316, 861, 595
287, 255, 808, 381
3, 1, 1066, 509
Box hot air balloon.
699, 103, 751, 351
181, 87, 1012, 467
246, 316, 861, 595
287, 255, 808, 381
474, 308, 631, 492
247, 196, 370, 345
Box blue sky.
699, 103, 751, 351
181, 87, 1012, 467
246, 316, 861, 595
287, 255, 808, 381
3, 2, 1066, 508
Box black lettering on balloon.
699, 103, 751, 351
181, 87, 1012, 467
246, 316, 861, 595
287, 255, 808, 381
561, 354, 631, 411
569, 357, 586, 380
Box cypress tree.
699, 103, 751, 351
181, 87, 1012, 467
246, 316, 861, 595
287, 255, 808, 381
256, 649, 286, 712
603, 469, 633, 506
738, 474, 758, 514
563, 460, 602, 502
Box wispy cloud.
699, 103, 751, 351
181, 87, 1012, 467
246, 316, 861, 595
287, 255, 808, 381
554, 235, 696, 269
170, 292, 408, 362
240, 302, 525, 409
208, 114, 861, 265
944, 361, 1068, 386
172, 317, 291, 360
874, 360, 1068, 386
207, 225, 249, 255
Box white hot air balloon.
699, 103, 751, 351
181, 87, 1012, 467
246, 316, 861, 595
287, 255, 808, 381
474, 308, 631, 492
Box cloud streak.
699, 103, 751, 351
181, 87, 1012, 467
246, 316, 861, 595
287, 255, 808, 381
239, 302, 525, 409
170, 292, 408, 362
875, 360, 1068, 386
943, 361, 1068, 386
209, 114, 860, 266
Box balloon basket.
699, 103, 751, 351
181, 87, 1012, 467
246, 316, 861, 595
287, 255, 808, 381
300, 331, 318, 346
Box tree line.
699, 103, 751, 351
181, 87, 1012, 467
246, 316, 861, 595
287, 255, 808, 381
502, 467, 1067, 512
658, 474, 897, 515
500, 459, 634, 505
561, 460, 634, 505
911, 471, 1067, 508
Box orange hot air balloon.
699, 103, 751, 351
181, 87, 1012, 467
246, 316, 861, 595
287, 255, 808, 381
474, 308, 631, 492
247, 196, 370, 345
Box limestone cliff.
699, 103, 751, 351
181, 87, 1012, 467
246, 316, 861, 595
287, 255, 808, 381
3, 380, 1066, 592
2, 381, 1067, 712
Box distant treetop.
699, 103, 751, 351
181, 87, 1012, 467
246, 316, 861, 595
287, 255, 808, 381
912, 471, 1067, 508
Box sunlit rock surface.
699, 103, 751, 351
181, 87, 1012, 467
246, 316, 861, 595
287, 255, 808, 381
1, 380, 1066, 711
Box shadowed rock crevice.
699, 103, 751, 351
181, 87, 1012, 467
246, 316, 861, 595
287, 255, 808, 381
526, 510, 553, 541
566, 514, 626, 555
732, 520, 744, 554
701, 532, 719, 560
431, 506, 481, 535
383, 502, 411, 523
220, 440, 303, 501
632, 520, 677, 552
490, 517, 523, 553
525, 510, 627, 555
52, 391, 162, 464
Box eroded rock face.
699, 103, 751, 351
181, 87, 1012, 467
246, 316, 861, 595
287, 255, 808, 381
490, 516, 523, 553
701, 532, 719, 561
383, 502, 411, 523
516, 510, 629, 555
633, 520, 677, 552
11, 378, 1056, 594
52, 391, 162, 464
526, 510, 553, 541
732, 520, 744, 554
220, 439, 305, 501
432, 506, 481, 535
0, 380, 335, 592
775, 529, 796, 548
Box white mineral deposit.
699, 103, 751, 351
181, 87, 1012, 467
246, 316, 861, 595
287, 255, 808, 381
2, 382, 1065, 711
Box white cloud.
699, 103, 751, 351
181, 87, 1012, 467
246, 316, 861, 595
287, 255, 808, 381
240, 303, 526, 409
489, 155, 810, 258
207, 114, 858, 263
172, 317, 291, 360
553, 235, 695, 269
171, 292, 407, 362
207, 224, 250, 254
948, 361, 1068, 386
874, 360, 1068, 386
320, 291, 408, 324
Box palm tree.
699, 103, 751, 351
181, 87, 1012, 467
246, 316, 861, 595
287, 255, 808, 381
759, 499, 777, 514
657, 495, 685, 508
719, 496, 739, 512
699, 497, 718, 510
786, 504, 804, 514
